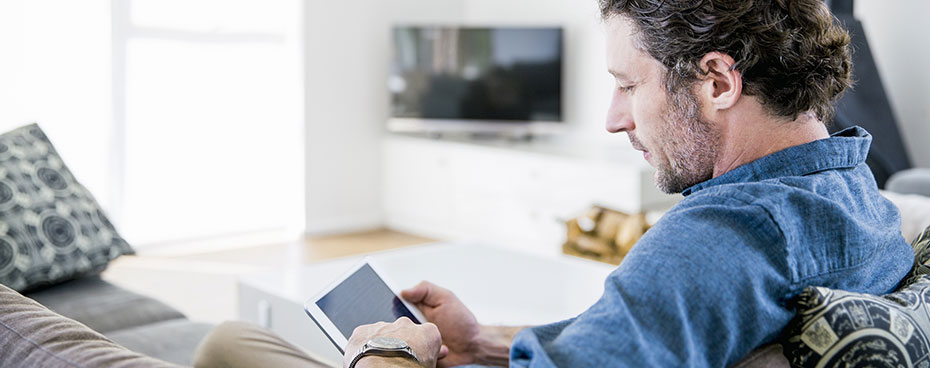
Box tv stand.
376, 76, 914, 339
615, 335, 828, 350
417, 130, 536, 142
381, 133, 680, 257
471, 131, 534, 142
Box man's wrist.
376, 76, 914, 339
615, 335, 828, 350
353, 355, 423, 368
473, 325, 526, 366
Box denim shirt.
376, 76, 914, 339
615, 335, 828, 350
509, 127, 914, 367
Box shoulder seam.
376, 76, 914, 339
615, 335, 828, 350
685, 186, 795, 283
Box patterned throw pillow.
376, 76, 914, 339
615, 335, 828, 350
0, 124, 133, 292
781, 225, 930, 367
781, 275, 930, 367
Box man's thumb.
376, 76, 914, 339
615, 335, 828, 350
401, 281, 434, 305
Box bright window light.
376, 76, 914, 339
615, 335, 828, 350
117, 0, 304, 248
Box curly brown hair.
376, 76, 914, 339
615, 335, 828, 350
600, 0, 852, 121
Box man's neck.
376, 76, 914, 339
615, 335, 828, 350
712, 107, 829, 178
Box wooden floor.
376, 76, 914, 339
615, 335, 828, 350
101, 229, 436, 324
173, 229, 436, 267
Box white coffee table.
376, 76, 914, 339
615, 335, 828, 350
237, 242, 615, 366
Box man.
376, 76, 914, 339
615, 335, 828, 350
195, 0, 914, 367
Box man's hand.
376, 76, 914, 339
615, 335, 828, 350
344, 317, 446, 368
402, 281, 518, 367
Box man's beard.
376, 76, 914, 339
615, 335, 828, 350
652, 86, 720, 194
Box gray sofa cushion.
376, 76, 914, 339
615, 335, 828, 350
887, 168, 930, 198
0, 282, 179, 368
106, 319, 214, 366
25, 276, 185, 334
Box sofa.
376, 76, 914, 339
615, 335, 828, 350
1, 279, 210, 367
0, 124, 212, 366
22, 276, 213, 365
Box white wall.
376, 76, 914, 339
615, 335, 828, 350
303, 0, 466, 234
856, 1, 930, 168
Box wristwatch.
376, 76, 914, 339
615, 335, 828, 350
348, 336, 421, 368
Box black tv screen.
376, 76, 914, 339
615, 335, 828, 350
390, 26, 563, 125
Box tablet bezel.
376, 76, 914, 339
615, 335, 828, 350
303, 257, 428, 354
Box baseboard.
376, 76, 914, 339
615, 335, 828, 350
381, 213, 456, 241
137, 228, 302, 257
304, 212, 384, 236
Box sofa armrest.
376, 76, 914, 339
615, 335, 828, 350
888, 168, 930, 197
881, 190, 930, 242
0, 283, 180, 368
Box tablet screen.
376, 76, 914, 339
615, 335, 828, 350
316, 263, 421, 338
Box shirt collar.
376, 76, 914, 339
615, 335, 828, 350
681, 126, 872, 197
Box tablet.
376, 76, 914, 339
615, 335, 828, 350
303, 258, 427, 354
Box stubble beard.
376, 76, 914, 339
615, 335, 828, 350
653, 86, 720, 194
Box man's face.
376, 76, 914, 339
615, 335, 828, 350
604, 16, 720, 194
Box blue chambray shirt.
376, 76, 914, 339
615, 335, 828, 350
508, 127, 914, 367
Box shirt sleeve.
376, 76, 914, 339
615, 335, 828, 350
510, 199, 797, 367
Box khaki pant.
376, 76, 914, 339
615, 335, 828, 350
192, 321, 788, 368
193, 321, 338, 368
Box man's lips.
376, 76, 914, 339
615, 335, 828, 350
627, 135, 650, 162
630, 143, 649, 160
632, 145, 651, 163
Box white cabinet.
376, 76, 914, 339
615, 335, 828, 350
382, 134, 679, 257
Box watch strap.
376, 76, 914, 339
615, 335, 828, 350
348, 343, 419, 368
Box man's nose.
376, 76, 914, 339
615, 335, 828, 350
606, 89, 634, 133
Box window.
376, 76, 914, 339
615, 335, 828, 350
115, 0, 304, 248
2, 0, 305, 250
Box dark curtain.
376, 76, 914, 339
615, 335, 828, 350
826, 0, 912, 188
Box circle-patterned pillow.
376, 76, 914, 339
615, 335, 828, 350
0, 124, 133, 292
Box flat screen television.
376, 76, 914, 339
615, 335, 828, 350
389, 26, 563, 134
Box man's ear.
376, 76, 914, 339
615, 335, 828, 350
698, 52, 742, 110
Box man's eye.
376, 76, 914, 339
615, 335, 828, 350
619, 84, 635, 93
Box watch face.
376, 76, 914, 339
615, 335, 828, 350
369, 337, 409, 350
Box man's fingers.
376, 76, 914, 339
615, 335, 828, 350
438, 344, 449, 359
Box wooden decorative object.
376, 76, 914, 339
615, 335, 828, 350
562, 206, 650, 265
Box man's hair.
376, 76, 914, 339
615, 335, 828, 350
600, 0, 852, 121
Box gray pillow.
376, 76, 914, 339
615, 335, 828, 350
0, 124, 133, 292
